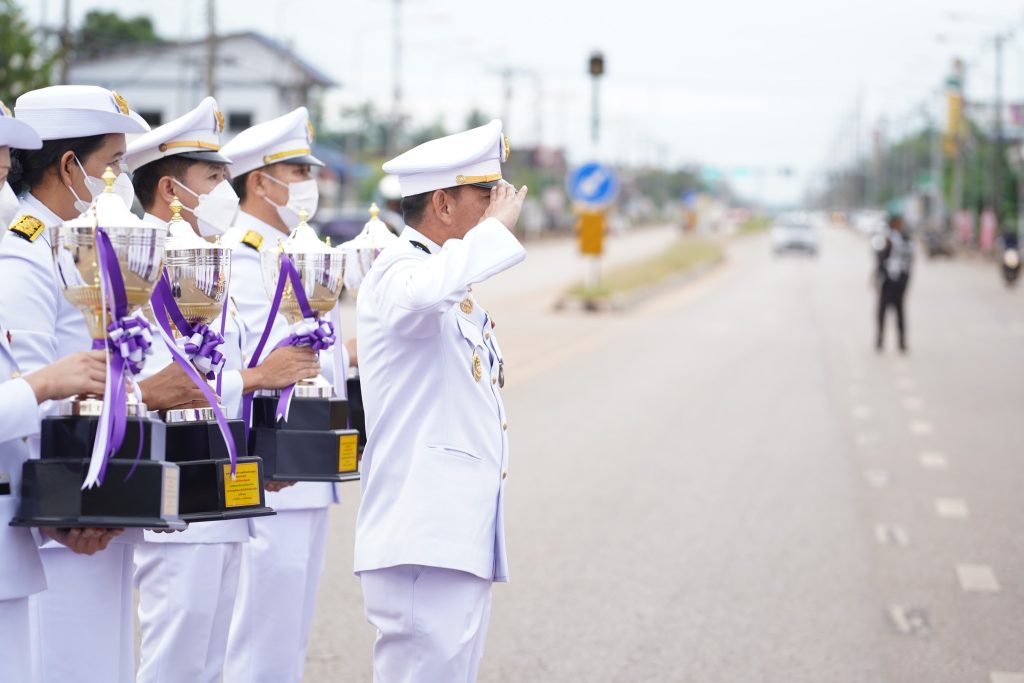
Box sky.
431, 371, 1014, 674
20, 0, 1024, 204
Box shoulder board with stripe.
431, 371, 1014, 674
240, 230, 263, 251
9, 215, 45, 242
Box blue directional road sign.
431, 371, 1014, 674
568, 162, 619, 207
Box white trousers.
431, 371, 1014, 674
224, 508, 329, 683
30, 544, 134, 683
360, 565, 493, 683
0, 597, 32, 682
134, 541, 243, 683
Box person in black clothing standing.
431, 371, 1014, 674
875, 212, 914, 352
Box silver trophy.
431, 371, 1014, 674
249, 209, 360, 482
13, 168, 183, 529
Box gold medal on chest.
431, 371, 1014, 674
472, 349, 483, 382
460, 298, 474, 314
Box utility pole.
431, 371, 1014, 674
992, 33, 1005, 233
58, 0, 71, 84
205, 0, 217, 97
388, 0, 403, 156
588, 51, 604, 150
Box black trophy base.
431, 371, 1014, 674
40, 414, 166, 461
251, 395, 349, 431
11, 458, 185, 530
250, 427, 361, 482
164, 418, 248, 463
176, 456, 276, 523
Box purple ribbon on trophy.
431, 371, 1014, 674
150, 271, 239, 474
242, 252, 335, 432
83, 228, 156, 488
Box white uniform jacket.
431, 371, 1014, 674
353, 220, 525, 582
0, 194, 140, 544
222, 211, 337, 510
0, 325, 47, 601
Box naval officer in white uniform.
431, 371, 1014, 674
220, 108, 350, 683
0, 99, 113, 683
0, 85, 153, 683
125, 96, 318, 683
355, 119, 527, 682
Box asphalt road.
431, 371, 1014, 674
305, 226, 1024, 683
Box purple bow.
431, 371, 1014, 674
105, 312, 154, 376
180, 323, 226, 380
286, 317, 336, 352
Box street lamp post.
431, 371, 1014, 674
588, 51, 604, 149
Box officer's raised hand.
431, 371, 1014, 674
483, 182, 528, 230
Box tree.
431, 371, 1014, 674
0, 0, 55, 106
75, 10, 162, 60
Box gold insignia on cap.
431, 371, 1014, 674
502, 134, 511, 162
241, 230, 264, 251
460, 298, 474, 314
0, 101, 10, 118
9, 215, 45, 242
215, 109, 225, 133
455, 173, 502, 185
306, 120, 315, 144
472, 349, 483, 382
112, 91, 130, 115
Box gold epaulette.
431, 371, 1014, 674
8, 215, 44, 242
240, 230, 263, 251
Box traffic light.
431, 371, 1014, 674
589, 52, 605, 78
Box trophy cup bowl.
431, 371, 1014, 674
249, 211, 359, 482
156, 201, 275, 523
259, 215, 344, 399
13, 169, 184, 530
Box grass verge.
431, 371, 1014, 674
566, 238, 723, 301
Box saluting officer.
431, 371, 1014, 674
0, 100, 111, 683
219, 108, 348, 683
354, 119, 527, 682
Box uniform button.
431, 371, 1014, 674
502, 421, 507, 431
492, 377, 497, 385
501, 469, 508, 480
11, 371, 20, 379
485, 332, 491, 340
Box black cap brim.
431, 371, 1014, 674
177, 150, 233, 165
272, 154, 325, 168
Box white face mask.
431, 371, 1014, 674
69, 157, 135, 214
262, 173, 318, 229
173, 179, 240, 237
0, 182, 20, 239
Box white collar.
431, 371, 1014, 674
142, 212, 168, 229
233, 210, 289, 248
402, 226, 441, 255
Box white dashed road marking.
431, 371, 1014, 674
935, 498, 970, 519
991, 673, 1024, 683
909, 420, 934, 435
919, 452, 949, 470
864, 470, 890, 488
956, 564, 1001, 593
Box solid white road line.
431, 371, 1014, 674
956, 564, 1001, 592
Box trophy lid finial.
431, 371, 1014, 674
325, 235, 332, 247
298, 208, 309, 225
102, 167, 117, 193
369, 203, 380, 219
169, 196, 183, 221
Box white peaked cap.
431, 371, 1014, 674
220, 107, 324, 177
14, 85, 150, 141
125, 96, 231, 172
0, 100, 41, 150
382, 119, 509, 197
